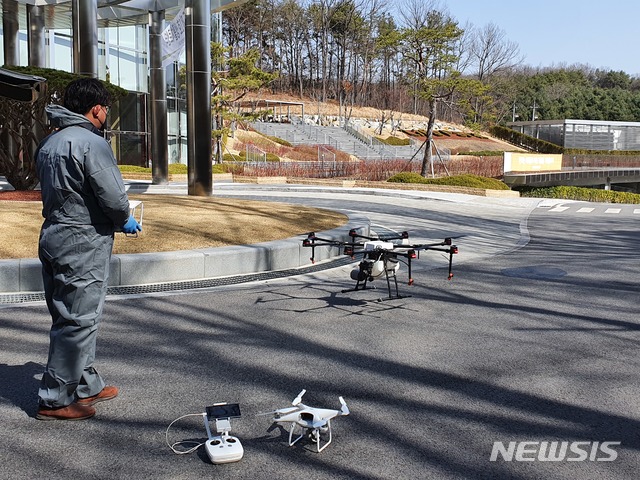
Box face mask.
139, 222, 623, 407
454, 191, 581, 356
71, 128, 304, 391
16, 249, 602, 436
99, 105, 110, 131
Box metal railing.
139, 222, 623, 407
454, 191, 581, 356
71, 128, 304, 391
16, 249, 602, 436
246, 143, 267, 162
318, 145, 336, 163
252, 118, 419, 161
343, 121, 418, 160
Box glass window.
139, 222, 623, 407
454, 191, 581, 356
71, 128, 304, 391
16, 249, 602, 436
53, 30, 73, 73
104, 25, 147, 92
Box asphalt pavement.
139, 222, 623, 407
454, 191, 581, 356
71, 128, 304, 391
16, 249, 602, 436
1, 185, 639, 480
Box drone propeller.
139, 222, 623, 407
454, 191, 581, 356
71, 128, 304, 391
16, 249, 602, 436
348, 228, 408, 242
338, 396, 349, 416
292, 389, 306, 406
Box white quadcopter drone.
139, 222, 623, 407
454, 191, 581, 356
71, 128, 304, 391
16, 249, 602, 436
260, 390, 350, 452
303, 228, 459, 300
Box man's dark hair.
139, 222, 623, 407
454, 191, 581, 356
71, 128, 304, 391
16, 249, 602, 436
63, 77, 111, 115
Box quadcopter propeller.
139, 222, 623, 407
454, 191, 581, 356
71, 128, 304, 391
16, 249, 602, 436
338, 396, 349, 416
292, 389, 306, 406
348, 228, 408, 242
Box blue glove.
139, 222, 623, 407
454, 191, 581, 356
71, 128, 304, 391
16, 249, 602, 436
121, 215, 142, 234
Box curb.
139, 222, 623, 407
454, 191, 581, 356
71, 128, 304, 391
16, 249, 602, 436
0, 213, 369, 294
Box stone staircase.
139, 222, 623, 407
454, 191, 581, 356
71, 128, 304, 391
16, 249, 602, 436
250, 119, 419, 161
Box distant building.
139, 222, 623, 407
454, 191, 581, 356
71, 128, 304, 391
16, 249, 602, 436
507, 119, 640, 151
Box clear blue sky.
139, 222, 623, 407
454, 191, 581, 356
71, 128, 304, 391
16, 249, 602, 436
391, 0, 640, 76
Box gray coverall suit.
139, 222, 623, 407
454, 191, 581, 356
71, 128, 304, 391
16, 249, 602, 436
36, 104, 130, 408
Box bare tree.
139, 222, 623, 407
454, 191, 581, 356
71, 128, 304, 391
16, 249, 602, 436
306, 0, 339, 102
398, 0, 473, 176
398, 0, 456, 115
274, 0, 308, 96
463, 22, 523, 124
453, 20, 474, 74
470, 22, 523, 82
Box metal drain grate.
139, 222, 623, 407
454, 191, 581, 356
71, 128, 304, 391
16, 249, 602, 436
0, 256, 354, 305
0, 292, 47, 304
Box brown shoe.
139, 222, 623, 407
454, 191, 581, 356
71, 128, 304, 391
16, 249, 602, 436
36, 403, 96, 421
76, 385, 119, 406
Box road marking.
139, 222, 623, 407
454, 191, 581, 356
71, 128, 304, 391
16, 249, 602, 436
549, 206, 570, 212
576, 207, 595, 213
604, 208, 621, 214
634, 209, 640, 214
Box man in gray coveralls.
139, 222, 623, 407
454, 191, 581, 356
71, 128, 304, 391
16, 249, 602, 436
35, 78, 142, 421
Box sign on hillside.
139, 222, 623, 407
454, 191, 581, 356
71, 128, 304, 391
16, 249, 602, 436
504, 152, 562, 173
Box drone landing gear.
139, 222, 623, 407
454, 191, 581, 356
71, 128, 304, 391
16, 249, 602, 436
341, 277, 374, 294
377, 268, 411, 302
342, 265, 410, 301
287, 420, 333, 453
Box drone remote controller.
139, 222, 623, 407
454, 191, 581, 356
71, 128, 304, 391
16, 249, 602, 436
203, 403, 243, 464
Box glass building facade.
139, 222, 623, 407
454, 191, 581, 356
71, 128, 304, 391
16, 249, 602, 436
1, 11, 187, 167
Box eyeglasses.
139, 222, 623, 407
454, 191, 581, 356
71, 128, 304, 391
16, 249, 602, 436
101, 105, 110, 114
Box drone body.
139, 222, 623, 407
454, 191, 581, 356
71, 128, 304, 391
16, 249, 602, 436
303, 228, 459, 300
262, 390, 349, 452
351, 240, 400, 282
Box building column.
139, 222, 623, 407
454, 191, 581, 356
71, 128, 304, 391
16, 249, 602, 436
2, 0, 19, 66
27, 4, 46, 67
1, 0, 20, 172
72, 0, 98, 77
185, 0, 212, 196
149, 10, 168, 184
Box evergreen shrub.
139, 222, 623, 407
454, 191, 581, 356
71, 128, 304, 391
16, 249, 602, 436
387, 173, 511, 190
517, 185, 640, 203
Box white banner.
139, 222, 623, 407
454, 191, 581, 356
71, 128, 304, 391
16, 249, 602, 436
161, 8, 185, 68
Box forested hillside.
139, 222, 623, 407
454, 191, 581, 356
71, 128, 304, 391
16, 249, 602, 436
220, 0, 640, 128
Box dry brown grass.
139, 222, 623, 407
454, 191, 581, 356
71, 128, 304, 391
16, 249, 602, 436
244, 91, 434, 124
0, 195, 347, 259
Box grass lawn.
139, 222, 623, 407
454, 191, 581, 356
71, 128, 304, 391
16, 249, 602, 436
0, 195, 347, 259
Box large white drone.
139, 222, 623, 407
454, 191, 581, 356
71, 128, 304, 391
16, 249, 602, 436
261, 390, 350, 452
303, 228, 459, 300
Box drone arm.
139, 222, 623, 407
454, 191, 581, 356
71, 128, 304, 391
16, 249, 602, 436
417, 245, 457, 279
348, 229, 377, 241
447, 245, 458, 280
402, 240, 458, 281
302, 233, 363, 263
256, 406, 298, 417
407, 253, 414, 285
302, 234, 340, 264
